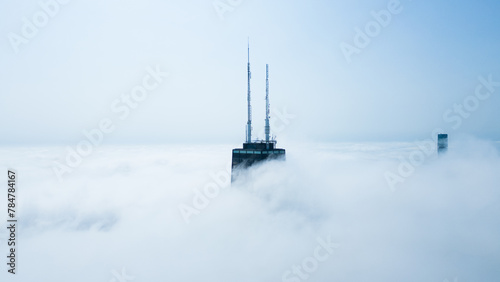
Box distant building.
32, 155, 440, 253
438, 134, 448, 155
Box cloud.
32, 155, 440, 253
1, 139, 499, 281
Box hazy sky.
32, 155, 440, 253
1, 0, 500, 145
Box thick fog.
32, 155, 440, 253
1, 138, 499, 281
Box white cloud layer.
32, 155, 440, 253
1, 139, 500, 281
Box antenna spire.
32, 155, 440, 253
265, 64, 270, 142
246, 39, 252, 143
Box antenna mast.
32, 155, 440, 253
246, 40, 252, 143
265, 64, 270, 142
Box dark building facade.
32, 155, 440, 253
231, 142, 285, 169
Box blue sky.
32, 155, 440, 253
1, 0, 499, 144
